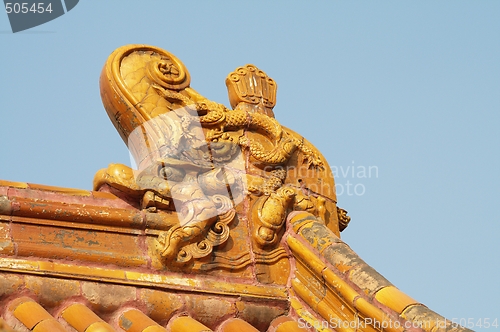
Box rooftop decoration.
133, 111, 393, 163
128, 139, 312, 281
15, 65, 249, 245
0, 45, 471, 332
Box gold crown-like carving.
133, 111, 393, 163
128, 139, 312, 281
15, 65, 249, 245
225, 65, 277, 111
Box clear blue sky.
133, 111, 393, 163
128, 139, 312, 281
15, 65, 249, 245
1, 2, 499, 330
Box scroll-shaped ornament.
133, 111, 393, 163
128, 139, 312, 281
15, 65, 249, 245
156, 195, 236, 264
146, 54, 190, 91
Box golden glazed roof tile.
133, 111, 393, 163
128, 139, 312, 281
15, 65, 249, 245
169, 316, 212, 332
61, 303, 115, 332
85, 322, 116, 332
287, 211, 472, 332
0, 187, 473, 331
32, 319, 69, 332
219, 318, 260, 332
268, 316, 310, 332
0, 185, 473, 332
9, 297, 66, 332
0, 293, 306, 332
119, 309, 167, 332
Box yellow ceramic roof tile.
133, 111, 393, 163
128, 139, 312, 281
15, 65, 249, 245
294, 262, 326, 300
294, 218, 341, 253
12, 299, 52, 330
289, 296, 335, 332
126, 270, 287, 300
353, 297, 404, 332
401, 304, 450, 332
62, 303, 105, 332
321, 242, 364, 275
170, 316, 212, 332
44, 262, 127, 280
292, 247, 404, 332
10, 196, 141, 229
291, 278, 322, 311
143, 326, 168, 332
120, 309, 166, 332
287, 211, 317, 233
9, 214, 141, 237
321, 268, 358, 304
219, 318, 259, 332
270, 315, 294, 327
287, 236, 326, 275
91, 191, 120, 200
0, 258, 39, 271
138, 289, 183, 324
313, 301, 346, 332
375, 286, 419, 315
32, 318, 66, 332
275, 319, 309, 332
347, 265, 391, 297
321, 287, 355, 325
7, 296, 29, 311
0, 180, 28, 189
27, 183, 92, 196
86, 321, 116, 332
